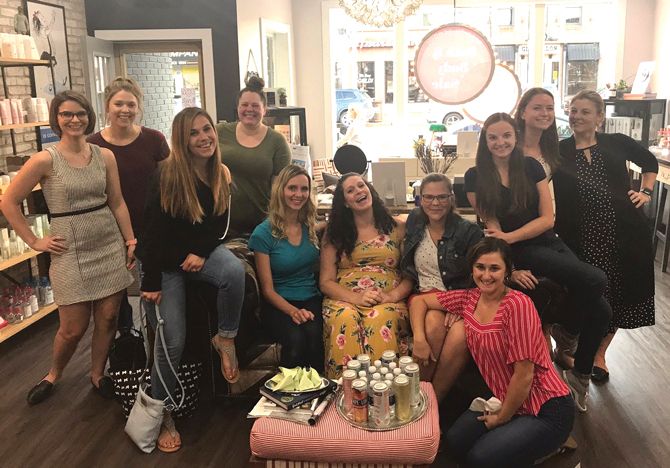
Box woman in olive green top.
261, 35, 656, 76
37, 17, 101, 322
217, 76, 291, 237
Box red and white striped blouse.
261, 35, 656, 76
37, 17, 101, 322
436, 288, 569, 416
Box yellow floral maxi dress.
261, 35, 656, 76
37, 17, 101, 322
322, 229, 410, 378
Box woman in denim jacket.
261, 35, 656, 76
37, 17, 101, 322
400, 173, 483, 401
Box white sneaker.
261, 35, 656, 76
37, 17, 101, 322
563, 369, 589, 413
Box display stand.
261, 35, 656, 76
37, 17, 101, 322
0, 58, 57, 343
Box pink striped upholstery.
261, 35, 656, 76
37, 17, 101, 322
250, 382, 440, 465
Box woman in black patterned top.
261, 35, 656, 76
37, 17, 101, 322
555, 90, 658, 384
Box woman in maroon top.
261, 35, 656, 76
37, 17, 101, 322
410, 238, 574, 468
87, 77, 170, 327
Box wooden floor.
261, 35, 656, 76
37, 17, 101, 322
1, 258, 668, 468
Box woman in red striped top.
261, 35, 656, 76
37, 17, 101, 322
409, 238, 574, 467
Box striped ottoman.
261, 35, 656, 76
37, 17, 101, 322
250, 382, 440, 466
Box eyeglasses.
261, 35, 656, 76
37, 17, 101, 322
421, 194, 453, 204
58, 111, 89, 121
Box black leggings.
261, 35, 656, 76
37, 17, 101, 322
512, 236, 612, 375
262, 295, 325, 373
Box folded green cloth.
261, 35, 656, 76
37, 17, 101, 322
269, 367, 323, 391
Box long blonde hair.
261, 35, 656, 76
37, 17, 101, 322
160, 107, 230, 223
268, 165, 318, 246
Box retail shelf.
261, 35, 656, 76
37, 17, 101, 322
0, 302, 58, 343
0, 121, 49, 131
0, 250, 40, 272
0, 58, 50, 67
0, 184, 42, 204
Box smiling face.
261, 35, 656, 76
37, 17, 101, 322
57, 100, 89, 137
485, 120, 516, 161
421, 181, 453, 224
342, 175, 372, 212
188, 114, 217, 161
237, 91, 266, 127
521, 93, 555, 132
569, 98, 602, 137
107, 90, 139, 129
472, 251, 507, 296
284, 174, 310, 212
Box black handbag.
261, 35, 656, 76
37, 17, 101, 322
108, 320, 203, 419
108, 327, 146, 372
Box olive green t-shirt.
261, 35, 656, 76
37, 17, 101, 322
217, 122, 291, 236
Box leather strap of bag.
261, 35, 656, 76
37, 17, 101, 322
139, 299, 186, 412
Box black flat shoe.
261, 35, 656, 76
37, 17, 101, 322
27, 380, 54, 405
92, 376, 115, 399
591, 366, 610, 383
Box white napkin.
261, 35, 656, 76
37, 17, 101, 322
469, 396, 502, 414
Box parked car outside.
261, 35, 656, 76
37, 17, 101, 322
335, 89, 374, 127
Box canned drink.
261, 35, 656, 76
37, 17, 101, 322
342, 369, 357, 415
374, 359, 382, 368
372, 372, 382, 381
368, 379, 377, 406
347, 359, 361, 372
367, 365, 378, 378
405, 362, 421, 407
389, 362, 397, 371
399, 356, 414, 372
358, 370, 367, 379
352, 379, 368, 423
357, 354, 371, 373
372, 382, 391, 427
381, 350, 397, 366
379, 367, 389, 376
393, 368, 402, 377
394, 375, 411, 422
384, 374, 396, 417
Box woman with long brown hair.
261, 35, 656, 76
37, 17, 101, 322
138, 107, 245, 452
465, 112, 612, 412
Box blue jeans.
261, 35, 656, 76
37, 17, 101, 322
512, 237, 612, 375
262, 295, 324, 373
446, 395, 575, 468
145, 244, 245, 402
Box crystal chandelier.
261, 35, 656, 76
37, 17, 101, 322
339, 0, 424, 28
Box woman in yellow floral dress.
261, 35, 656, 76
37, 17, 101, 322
320, 173, 413, 378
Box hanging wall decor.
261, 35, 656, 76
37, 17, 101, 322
24, 0, 72, 99
414, 24, 495, 105
338, 0, 424, 28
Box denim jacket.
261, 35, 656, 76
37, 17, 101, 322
400, 208, 483, 292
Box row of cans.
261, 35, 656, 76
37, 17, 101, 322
342, 351, 421, 428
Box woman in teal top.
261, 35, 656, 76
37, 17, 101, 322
218, 76, 291, 237
249, 165, 324, 372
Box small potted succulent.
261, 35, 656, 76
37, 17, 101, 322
277, 88, 287, 107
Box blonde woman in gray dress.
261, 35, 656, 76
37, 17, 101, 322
1, 91, 135, 405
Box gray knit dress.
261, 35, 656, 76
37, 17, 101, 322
41, 144, 133, 305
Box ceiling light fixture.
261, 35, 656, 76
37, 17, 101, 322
338, 0, 424, 27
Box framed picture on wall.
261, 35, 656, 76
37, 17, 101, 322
24, 0, 72, 99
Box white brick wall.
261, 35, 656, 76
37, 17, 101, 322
0, 0, 87, 171
125, 53, 173, 139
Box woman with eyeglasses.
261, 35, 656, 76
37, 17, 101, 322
400, 173, 483, 401
1, 91, 136, 405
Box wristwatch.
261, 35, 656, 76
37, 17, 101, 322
640, 187, 653, 197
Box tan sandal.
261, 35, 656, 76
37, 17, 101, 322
157, 414, 181, 453
211, 336, 240, 384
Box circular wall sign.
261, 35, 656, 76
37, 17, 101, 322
414, 24, 495, 105
462, 64, 522, 124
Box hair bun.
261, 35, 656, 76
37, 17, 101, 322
245, 75, 265, 91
